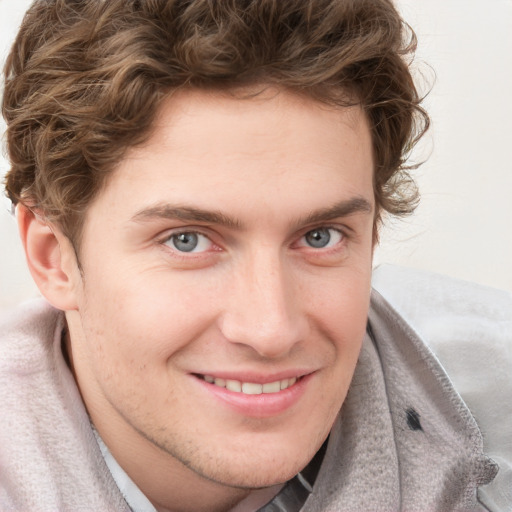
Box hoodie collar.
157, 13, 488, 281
303, 289, 497, 511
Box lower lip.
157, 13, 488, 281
193, 374, 313, 418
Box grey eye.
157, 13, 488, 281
163, 231, 214, 254
171, 232, 199, 252
302, 228, 342, 249
304, 228, 331, 248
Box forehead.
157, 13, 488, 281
147, 87, 371, 168
87, 88, 374, 224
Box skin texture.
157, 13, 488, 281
22, 89, 376, 512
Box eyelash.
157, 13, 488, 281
159, 230, 218, 255
158, 225, 348, 257
295, 226, 346, 251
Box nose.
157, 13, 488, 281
219, 250, 308, 359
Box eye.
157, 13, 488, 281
164, 232, 213, 253
300, 227, 343, 249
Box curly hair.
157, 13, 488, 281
2, 0, 429, 248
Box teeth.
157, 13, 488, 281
242, 382, 263, 395
225, 379, 242, 392
262, 381, 281, 393
202, 375, 299, 394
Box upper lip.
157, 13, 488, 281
192, 369, 315, 384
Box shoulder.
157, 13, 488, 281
371, 264, 512, 424
372, 265, 512, 510
371, 265, 512, 385
372, 264, 511, 325
0, 300, 129, 510
0, 298, 61, 334
0, 298, 62, 372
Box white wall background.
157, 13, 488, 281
1, 0, 511, 312
375, 0, 512, 293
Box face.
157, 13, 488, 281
65, 89, 375, 496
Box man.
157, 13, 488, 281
0, 1, 510, 511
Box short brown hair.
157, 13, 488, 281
3, 0, 429, 247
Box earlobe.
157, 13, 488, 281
17, 204, 79, 311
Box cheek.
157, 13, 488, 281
79, 266, 222, 363
308, 265, 371, 329
306, 267, 371, 396
296, 272, 370, 442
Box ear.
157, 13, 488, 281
17, 204, 80, 311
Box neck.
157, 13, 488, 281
152, 484, 284, 512
92, 417, 284, 512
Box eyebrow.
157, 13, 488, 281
131, 204, 242, 229
294, 197, 373, 228
130, 196, 373, 229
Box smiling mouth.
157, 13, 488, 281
198, 374, 300, 395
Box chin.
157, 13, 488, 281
197, 461, 300, 490
176, 432, 324, 490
